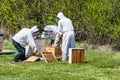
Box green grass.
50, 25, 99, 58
0, 40, 120, 80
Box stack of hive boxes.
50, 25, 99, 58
34, 38, 62, 61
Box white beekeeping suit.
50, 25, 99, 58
13, 26, 39, 53
12, 25, 40, 62
55, 12, 76, 60
41, 25, 57, 39
41, 25, 61, 46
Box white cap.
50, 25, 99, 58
30, 25, 39, 33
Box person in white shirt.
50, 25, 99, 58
54, 12, 76, 61
12, 25, 39, 62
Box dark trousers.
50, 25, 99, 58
50, 39, 54, 45
12, 39, 25, 62
50, 39, 61, 47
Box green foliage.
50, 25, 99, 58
0, 0, 120, 49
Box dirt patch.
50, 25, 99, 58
77, 42, 113, 51
93, 45, 112, 52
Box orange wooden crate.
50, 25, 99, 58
69, 48, 85, 64
42, 52, 57, 63
45, 45, 62, 57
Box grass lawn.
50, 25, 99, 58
0, 40, 120, 80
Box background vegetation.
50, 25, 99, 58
0, 0, 120, 50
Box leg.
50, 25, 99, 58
70, 31, 76, 48
62, 32, 70, 61
12, 39, 25, 62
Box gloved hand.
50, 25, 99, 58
52, 40, 57, 47
34, 51, 40, 56
53, 34, 60, 47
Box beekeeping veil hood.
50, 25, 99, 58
31, 25, 39, 36
57, 12, 65, 19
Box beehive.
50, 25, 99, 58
45, 45, 62, 57
69, 48, 85, 64
42, 52, 57, 63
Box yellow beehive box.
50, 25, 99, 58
45, 45, 62, 57
42, 52, 57, 63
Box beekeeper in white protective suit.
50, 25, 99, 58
12, 25, 39, 62
41, 25, 61, 46
54, 12, 76, 61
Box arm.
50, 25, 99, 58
53, 21, 62, 47
28, 34, 37, 53
53, 33, 60, 47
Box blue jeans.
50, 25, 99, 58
12, 39, 25, 62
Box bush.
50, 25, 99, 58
0, 0, 120, 50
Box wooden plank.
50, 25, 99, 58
80, 50, 84, 63
71, 49, 74, 63
77, 49, 80, 63
0, 50, 15, 54
24, 56, 40, 62
72, 49, 77, 63
42, 52, 57, 63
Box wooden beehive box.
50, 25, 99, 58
45, 45, 62, 57
42, 52, 57, 63
69, 48, 85, 64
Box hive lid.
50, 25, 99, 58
0, 50, 15, 54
